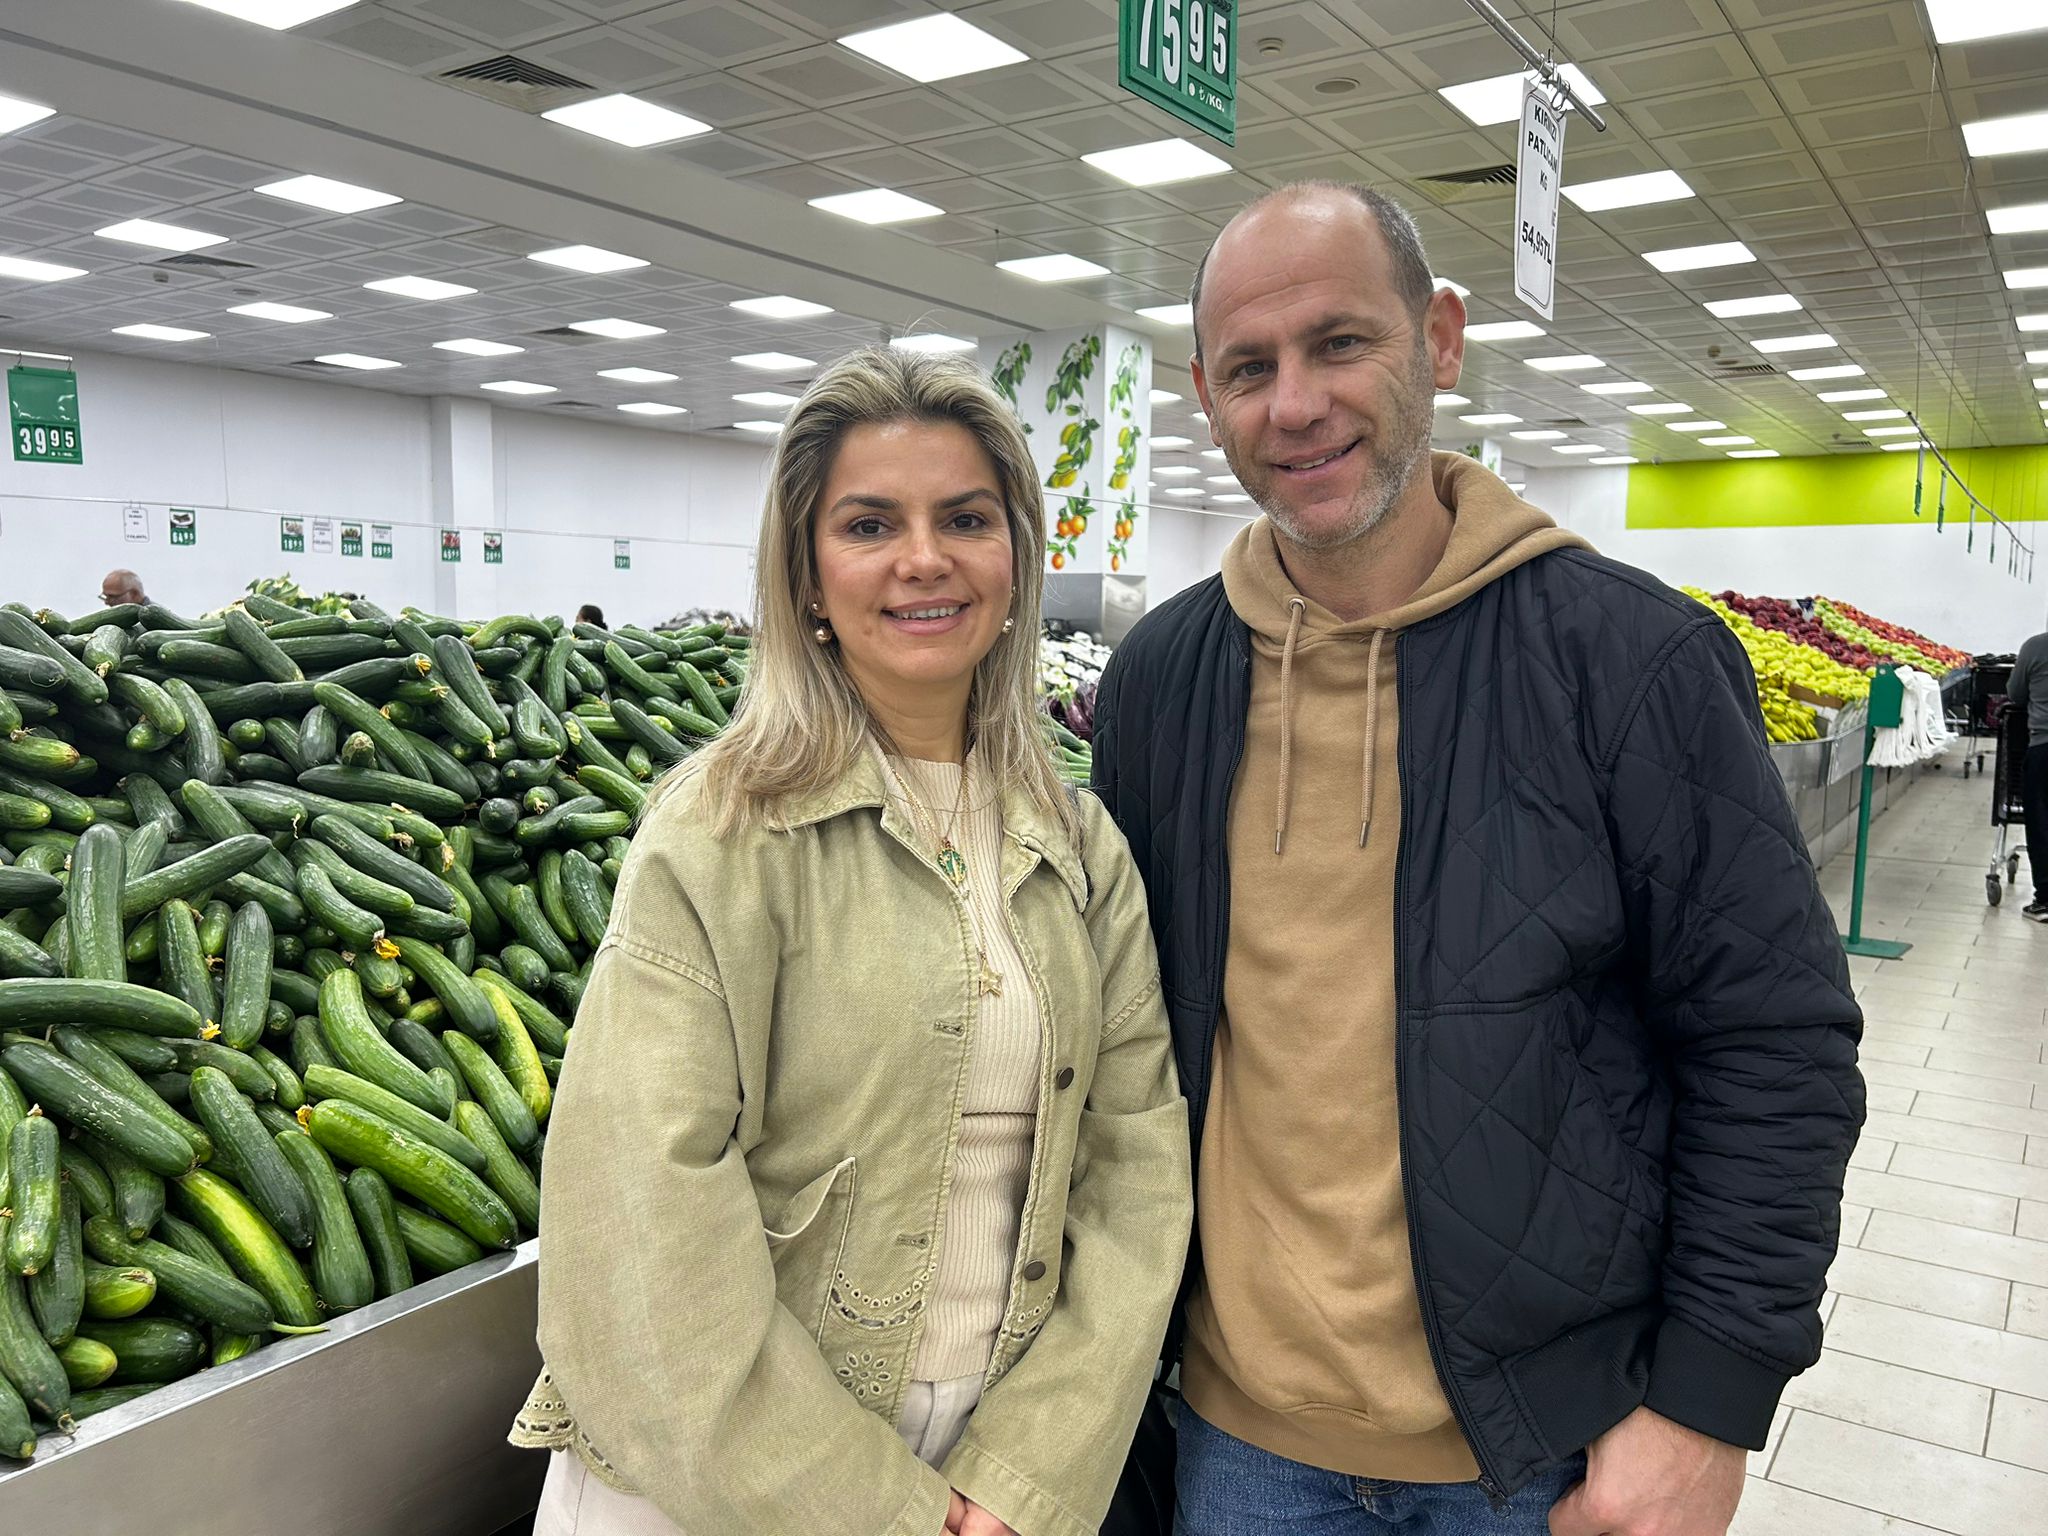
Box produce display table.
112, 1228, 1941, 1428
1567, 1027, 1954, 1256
1769, 700, 1928, 870
0, 1242, 544, 1535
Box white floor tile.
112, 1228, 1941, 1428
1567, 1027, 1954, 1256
1849, 1137, 1897, 1172
1729, 1474, 1950, 1536
1768, 1410, 2048, 1535
1826, 1247, 2011, 1328
2011, 1284, 2048, 1342
1910, 1091, 2048, 1138
1862, 1062, 2035, 1108
1861, 1109, 2027, 1163
1985, 1392, 2048, 1474
1928, 1048, 2048, 1087
1779, 1351, 1991, 1452
1886, 1144, 2048, 1203
2019, 1200, 2048, 1243
1859, 1210, 2048, 1287
1842, 1168, 2018, 1233
1825, 1297, 2048, 1396
1840, 1203, 1873, 1247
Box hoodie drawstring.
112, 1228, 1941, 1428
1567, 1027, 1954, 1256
1274, 597, 1305, 855
1359, 627, 1386, 847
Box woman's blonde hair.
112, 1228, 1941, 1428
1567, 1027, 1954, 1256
695, 345, 1075, 841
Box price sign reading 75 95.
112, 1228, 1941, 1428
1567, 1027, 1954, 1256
1120, 0, 1235, 146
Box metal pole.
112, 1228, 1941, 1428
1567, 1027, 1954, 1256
1461, 0, 1610, 131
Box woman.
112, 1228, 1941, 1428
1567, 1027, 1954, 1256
511, 347, 1192, 1536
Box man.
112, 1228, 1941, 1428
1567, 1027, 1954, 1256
2008, 627, 2047, 921
1092, 183, 1864, 1535
100, 568, 145, 607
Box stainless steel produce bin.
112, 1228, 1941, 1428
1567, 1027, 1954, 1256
0, 1240, 545, 1535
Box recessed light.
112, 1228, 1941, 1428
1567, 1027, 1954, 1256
96, 218, 226, 252
1153, 465, 1201, 477
1214, 494, 1253, 504
1526, 354, 1604, 372
1206, 474, 1240, 484
1705, 294, 1802, 318
1465, 320, 1546, 341
112, 323, 209, 341
481, 380, 555, 395
169, 1, 359, 28
733, 420, 784, 433
1964, 110, 2048, 158
730, 295, 833, 320
1512, 429, 1567, 441
570, 318, 665, 340
1135, 303, 1195, 325
2030, 349, 2048, 364
1863, 425, 1922, 436
2036, 378, 2048, 390
599, 367, 679, 384
1880, 440, 1931, 451
837, 14, 1027, 83
0, 255, 86, 282
316, 353, 400, 370
1562, 171, 1694, 212
1150, 389, 1182, 404
1729, 449, 1781, 458
364, 275, 474, 301
2019, 314, 2048, 332
1590, 456, 1639, 465
1642, 241, 1755, 273
618, 401, 688, 416
1431, 275, 1471, 297
1988, 202, 2048, 235
228, 301, 330, 323
1789, 363, 1865, 380
1582, 381, 1654, 395
1200, 448, 1228, 460
1925, 2, 2048, 44
890, 333, 975, 354
1753, 333, 1838, 353
1629, 402, 1693, 415
1460, 413, 1522, 425
733, 390, 799, 408
732, 351, 814, 372
436, 338, 523, 357
256, 174, 399, 213
1843, 408, 1906, 421
1437, 66, 1605, 128
529, 245, 647, 274
1553, 444, 1605, 454
0, 93, 55, 136
1667, 420, 1727, 432
1434, 393, 1470, 408
808, 188, 943, 225
1149, 435, 1194, 449
1162, 487, 1205, 498
1818, 388, 1886, 402
1698, 435, 1753, 446
998, 253, 1110, 282
1083, 139, 1231, 188
542, 94, 710, 148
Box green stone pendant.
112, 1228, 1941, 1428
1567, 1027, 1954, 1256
937, 844, 968, 885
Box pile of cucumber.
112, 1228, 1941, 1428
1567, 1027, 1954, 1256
0, 594, 749, 1461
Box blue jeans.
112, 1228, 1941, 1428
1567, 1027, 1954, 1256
1174, 1405, 1586, 1535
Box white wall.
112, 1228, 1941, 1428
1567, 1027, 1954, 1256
1519, 465, 2048, 655
0, 348, 771, 627
1148, 503, 1251, 607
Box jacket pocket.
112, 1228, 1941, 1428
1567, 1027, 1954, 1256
765, 1156, 856, 1340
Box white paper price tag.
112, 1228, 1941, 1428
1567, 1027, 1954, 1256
1514, 79, 1566, 320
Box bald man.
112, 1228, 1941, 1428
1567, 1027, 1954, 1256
100, 569, 146, 607
1091, 182, 1863, 1536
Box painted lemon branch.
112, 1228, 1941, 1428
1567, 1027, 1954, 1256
1044, 336, 1101, 571
1106, 343, 1144, 572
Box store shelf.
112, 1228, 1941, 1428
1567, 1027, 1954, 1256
1770, 703, 1931, 870
0, 1242, 545, 1536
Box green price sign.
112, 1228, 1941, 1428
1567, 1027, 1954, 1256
372, 524, 393, 560
441, 530, 462, 563
614, 539, 631, 570
170, 509, 196, 546
280, 517, 305, 553
9, 366, 83, 464
341, 523, 362, 558
484, 532, 503, 565
1120, 0, 1235, 146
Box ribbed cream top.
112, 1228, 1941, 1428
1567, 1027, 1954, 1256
886, 752, 1043, 1384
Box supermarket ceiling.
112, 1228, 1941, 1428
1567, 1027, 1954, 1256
2, 0, 2047, 495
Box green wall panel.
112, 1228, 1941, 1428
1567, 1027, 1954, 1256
1625, 444, 2048, 529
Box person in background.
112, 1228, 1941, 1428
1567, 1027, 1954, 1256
512, 346, 1191, 1536
2007, 626, 2048, 921
100, 568, 145, 607
575, 603, 606, 628
1091, 182, 1865, 1536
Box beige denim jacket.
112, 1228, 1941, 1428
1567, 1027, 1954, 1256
526, 751, 1192, 1536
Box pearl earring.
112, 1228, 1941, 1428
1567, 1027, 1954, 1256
1001, 617, 1015, 634
814, 622, 833, 644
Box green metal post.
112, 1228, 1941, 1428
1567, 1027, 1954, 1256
1844, 665, 1911, 960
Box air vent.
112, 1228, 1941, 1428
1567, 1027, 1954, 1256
548, 400, 603, 410
1530, 416, 1589, 429
531, 327, 609, 345
440, 55, 591, 113
1413, 163, 1515, 203
1712, 362, 1777, 377
153, 252, 258, 273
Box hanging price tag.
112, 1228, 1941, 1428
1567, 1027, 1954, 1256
1514, 79, 1565, 321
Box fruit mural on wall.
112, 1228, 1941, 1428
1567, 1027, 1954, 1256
990, 342, 1032, 436
1105, 344, 1143, 574
1044, 334, 1101, 572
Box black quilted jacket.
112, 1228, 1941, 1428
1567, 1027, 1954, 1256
1091, 549, 1864, 1497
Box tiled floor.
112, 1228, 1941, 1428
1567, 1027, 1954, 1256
1730, 744, 2047, 1536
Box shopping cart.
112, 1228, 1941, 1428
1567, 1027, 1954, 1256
1962, 656, 2015, 780
1985, 702, 2030, 906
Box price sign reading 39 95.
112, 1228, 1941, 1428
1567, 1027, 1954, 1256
1120, 0, 1236, 146
14, 422, 80, 464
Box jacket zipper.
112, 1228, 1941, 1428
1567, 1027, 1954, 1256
1390, 629, 1511, 1507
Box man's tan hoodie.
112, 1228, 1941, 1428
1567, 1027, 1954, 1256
1182, 453, 1590, 1481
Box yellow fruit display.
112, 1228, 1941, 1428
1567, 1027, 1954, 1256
1681, 587, 1848, 743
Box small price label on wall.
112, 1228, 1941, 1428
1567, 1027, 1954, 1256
1514, 78, 1565, 321
311, 518, 335, 556
280, 517, 305, 553
484, 532, 503, 565
441, 529, 462, 563
371, 524, 393, 560
169, 509, 196, 546
122, 504, 150, 543
341, 523, 362, 558
614, 539, 631, 570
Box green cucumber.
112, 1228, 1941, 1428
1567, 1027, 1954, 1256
0, 1228, 71, 1421
352, 942, 406, 999
247, 1045, 304, 1111
253, 1101, 299, 1140
56, 1333, 117, 1388
6, 1111, 60, 1275
274, 1130, 372, 1312
81, 1262, 155, 1320
339, 731, 379, 769
219, 902, 273, 1051
216, 872, 305, 932
398, 728, 482, 802
155, 638, 257, 682
300, 1065, 483, 1173
76, 1317, 205, 1384
391, 1202, 484, 1277
453, 1101, 541, 1233
162, 679, 224, 785
275, 633, 390, 670
222, 609, 302, 684
311, 683, 430, 782
154, 900, 219, 1026
52, 1027, 212, 1165
559, 849, 611, 948
0, 924, 57, 980
169, 1169, 320, 1327
0, 867, 60, 907
535, 848, 579, 944
298, 705, 338, 767
609, 697, 690, 765
483, 877, 575, 975
0, 792, 49, 832
472, 970, 569, 1056
288, 1015, 336, 1079
93, 1028, 178, 1075
0, 1045, 196, 1175
66, 824, 127, 984
189, 1067, 312, 1248
317, 970, 450, 1117
441, 1031, 538, 1156
480, 983, 550, 1126
302, 1100, 515, 1250
122, 820, 169, 880
199, 898, 232, 961
287, 839, 415, 920
179, 782, 294, 887
295, 862, 383, 952
388, 936, 496, 1044
498, 944, 550, 994
312, 815, 455, 913
213, 784, 309, 838
118, 834, 273, 920
0, 608, 105, 706
76, 1133, 164, 1240
343, 1169, 412, 1299
82, 1218, 274, 1333
28, 1185, 83, 1345
59, 1146, 114, 1225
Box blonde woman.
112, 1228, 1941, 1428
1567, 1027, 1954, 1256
511, 347, 1192, 1536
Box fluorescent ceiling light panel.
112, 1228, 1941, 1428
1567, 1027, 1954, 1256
617, 402, 687, 416
112, 323, 209, 341
1863, 425, 1922, 436
364, 275, 474, 301
0, 93, 55, 136
96, 218, 225, 252
1431, 275, 1470, 297
733, 390, 799, 408
315, 353, 399, 370
1150, 389, 1182, 404
2019, 314, 2048, 332
1562, 170, 1694, 212
480, 380, 554, 395
1214, 494, 1252, 504
2030, 349, 2048, 364
1629, 402, 1692, 415
1788, 363, 1865, 380
1511, 429, 1567, 441
2036, 379, 2048, 390
1582, 381, 1653, 395
1925, 2, 2048, 44
1526, 354, 1603, 371
1880, 440, 1931, 451
1083, 139, 1231, 188
1438, 66, 1605, 128
570, 318, 665, 339
1553, 444, 1605, 454
436, 338, 522, 357
730, 295, 832, 320
1201, 448, 1227, 460
1705, 293, 1802, 318
733, 420, 784, 433
1149, 435, 1194, 449
997, 253, 1109, 282
528, 245, 647, 274
1818, 388, 1886, 402
599, 367, 678, 384
808, 189, 942, 225
169, 1, 360, 27
1988, 202, 2048, 235
1642, 241, 1754, 273
1590, 456, 1639, 465
1152, 465, 1201, 477
1135, 303, 1195, 325
255, 174, 398, 213
1460, 413, 1521, 425
1843, 408, 1907, 421
1434, 393, 1470, 407
1162, 487, 1204, 498
1752, 332, 1837, 354
1964, 111, 2048, 158
732, 351, 813, 371
542, 94, 710, 148
228, 301, 329, 323
1728, 449, 1780, 458
837, 14, 1027, 83
890, 333, 975, 354
1206, 475, 1239, 484
1698, 435, 1753, 446
1465, 320, 1546, 341
1667, 420, 1727, 432
0, 255, 86, 282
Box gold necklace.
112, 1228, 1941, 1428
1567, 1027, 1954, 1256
893, 755, 971, 887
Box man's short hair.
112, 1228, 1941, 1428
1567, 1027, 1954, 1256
1190, 182, 1435, 360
